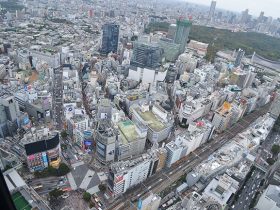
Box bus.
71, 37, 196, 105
33, 184, 43, 190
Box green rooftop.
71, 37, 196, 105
118, 120, 139, 144
135, 108, 165, 132
12, 192, 32, 210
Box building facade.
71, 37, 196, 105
100, 23, 119, 55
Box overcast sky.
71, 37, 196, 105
185, 0, 279, 18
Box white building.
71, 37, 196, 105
203, 174, 239, 207
108, 153, 158, 197
165, 139, 187, 167
256, 185, 280, 210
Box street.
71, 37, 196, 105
52, 67, 63, 130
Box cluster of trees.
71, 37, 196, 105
49, 188, 64, 199
34, 163, 70, 178
189, 25, 280, 61
144, 22, 280, 62
267, 144, 280, 165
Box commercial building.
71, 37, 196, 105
203, 173, 239, 207
96, 98, 112, 120
100, 23, 119, 55
137, 193, 161, 210
131, 103, 173, 143
158, 38, 180, 62
116, 120, 147, 160
211, 101, 233, 133
22, 128, 61, 172
95, 121, 117, 164
67, 114, 89, 141
165, 139, 187, 167
255, 185, 280, 210
174, 19, 192, 54
108, 152, 159, 197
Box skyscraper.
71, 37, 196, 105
234, 48, 245, 67
130, 42, 163, 69
100, 23, 119, 55
208, 1, 216, 21
174, 18, 192, 54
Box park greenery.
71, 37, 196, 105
145, 22, 280, 62
34, 163, 70, 178
49, 188, 64, 199
82, 192, 91, 202
271, 144, 280, 156
98, 183, 107, 193
60, 130, 68, 139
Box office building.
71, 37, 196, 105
174, 19, 192, 54
22, 128, 61, 172
130, 103, 173, 143
158, 38, 180, 62
130, 42, 163, 69
0, 94, 20, 138
234, 49, 245, 67
100, 23, 119, 55
116, 120, 147, 160
108, 153, 159, 197
208, 1, 217, 21
167, 24, 177, 40
255, 185, 280, 210
95, 121, 117, 164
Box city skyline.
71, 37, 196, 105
186, 0, 280, 18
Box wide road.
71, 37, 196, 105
106, 103, 271, 210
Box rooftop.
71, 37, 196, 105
135, 107, 165, 131
118, 120, 139, 144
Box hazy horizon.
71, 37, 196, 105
185, 0, 279, 18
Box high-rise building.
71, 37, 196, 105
208, 1, 217, 21
23, 128, 61, 172
234, 49, 245, 67
258, 11, 265, 23
240, 9, 249, 24
130, 42, 163, 69
174, 19, 192, 54
270, 91, 280, 119
100, 23, 119, 55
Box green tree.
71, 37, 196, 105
98, 184, 107, 193
271, 144, 280, 156
49, 188, 64, 199
57, 163, 70, 176
83, 192, 91, 202
267, 158, 276, 165
61, 130, 68, 139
